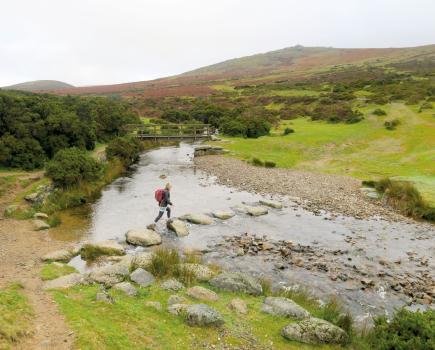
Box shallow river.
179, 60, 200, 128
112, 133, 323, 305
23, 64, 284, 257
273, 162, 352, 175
50, 142, 435, 324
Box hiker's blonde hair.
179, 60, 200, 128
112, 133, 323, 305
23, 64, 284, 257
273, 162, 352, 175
166, 183, 172, 189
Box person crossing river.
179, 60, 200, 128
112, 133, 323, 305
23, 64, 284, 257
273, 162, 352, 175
148, 183, 174, 230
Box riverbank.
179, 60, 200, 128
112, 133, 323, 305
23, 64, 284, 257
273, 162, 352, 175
194, 155, 417, 224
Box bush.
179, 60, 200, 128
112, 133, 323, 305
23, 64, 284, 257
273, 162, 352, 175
252, 157, 264, 166
419, 102, 433, 113
370, 308, 435, 350
106, 136, 141, 164
372, 108, 387, 116
384, 119, 401, 130
45, 147, 103, 187
264, 161, 276, 168
362, 180, 377, 188
283, 127, 295, 135
220, 120, 247, 137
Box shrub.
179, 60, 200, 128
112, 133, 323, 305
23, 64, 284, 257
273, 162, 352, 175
106, 136, 141, 164
362, 180, 377, 188
264, 161, 276, 168
47, 213, 62, 227
384, 119, 401, 130
220, 120, 247, 137
283, 127, 295, 135
370, 308, 435, 350
372, 108, 387, 116
45, 147, 103, 187
252, 157, 264, 166
419, 102, 433, 113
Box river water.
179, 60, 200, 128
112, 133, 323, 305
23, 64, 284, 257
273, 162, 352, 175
49, 142, 435, 324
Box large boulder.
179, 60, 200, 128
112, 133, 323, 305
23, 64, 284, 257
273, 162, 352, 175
33, 219, 50, 230
87, 240, 125, 255
212, 210, 236, 220
167, 220, 189, 237
177, 264, 215, 282
209, 273, 263, 296
42, 274, 93, 290
130, 268, 155, 287
280, 317, 349, 344
133, 252, 152, 269
41, 250, 72, 262
260, 297, 311, 320
185, 304, 224, 327
112, 282, 137, 297
185, 286, 220, 302
125, 229, 162, 246
89, 264, 129, 287
159, 279, 185, 292
259, 199, 282, 209
187, 214, 215, 225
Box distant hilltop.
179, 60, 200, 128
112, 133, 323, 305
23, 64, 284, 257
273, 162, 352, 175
2, 80, 75, 92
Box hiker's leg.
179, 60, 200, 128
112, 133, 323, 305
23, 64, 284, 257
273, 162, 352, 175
154, 211, 164, 223
166, 206, 171, 219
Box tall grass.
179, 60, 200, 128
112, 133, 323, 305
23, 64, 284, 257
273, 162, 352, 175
148, 246, 180, 278
46, 213, 62, 227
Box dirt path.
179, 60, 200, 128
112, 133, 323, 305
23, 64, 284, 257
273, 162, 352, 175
90, 145, 107, 159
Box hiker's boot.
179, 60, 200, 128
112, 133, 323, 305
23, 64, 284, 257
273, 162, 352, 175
167, 219, 174, 224
147, 223, 156, 230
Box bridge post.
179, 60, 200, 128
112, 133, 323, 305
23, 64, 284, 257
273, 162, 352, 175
207, 124, 210, 139
194, 124, 197, 141
154, 125, 156, 141
181, 124, 183, 140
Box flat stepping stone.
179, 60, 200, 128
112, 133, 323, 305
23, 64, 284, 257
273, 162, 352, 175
185, 304, 224, 327
89, 264, 129, 288
125, 228, 162, 246
87, 240, 125, 255
231, 205, 268, 216
42, 274, 93, 290
187, 214, 215, 225
260, 297, 311, 320
130, 268, 156, 287
167, 220, 189, 237
259, 199, 282, 209
41, 250, 72, 262
159, 279, 185, 292
112, 282, 137, 297
209, 273, 263, 296
185, 286, 220, 302
212, 210, 236, 219
177, 264, 215, 282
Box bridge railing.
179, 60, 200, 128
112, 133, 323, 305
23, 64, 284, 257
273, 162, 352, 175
123, 124, 211, 140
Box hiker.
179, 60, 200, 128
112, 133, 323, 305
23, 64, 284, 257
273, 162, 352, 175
148, 183, 174, 230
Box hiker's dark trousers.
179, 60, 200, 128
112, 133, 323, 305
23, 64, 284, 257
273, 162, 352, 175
154, 206, 171, 223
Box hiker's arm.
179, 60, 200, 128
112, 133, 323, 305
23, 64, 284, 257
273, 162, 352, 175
165, 191, 173, 206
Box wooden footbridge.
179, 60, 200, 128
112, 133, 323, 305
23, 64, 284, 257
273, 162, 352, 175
123, 124, 212, 141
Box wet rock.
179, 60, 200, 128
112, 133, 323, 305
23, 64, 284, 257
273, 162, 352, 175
116, 255, 135, 268
87, 240, 125, 255
130, 268, 156, 287
179, 214, 192, 220
133, 252, 153, 269
246, 206, 268, 216
34, 212, 48, 219
260, 297, 311, 320
185, 304, 224, 327
89, 264, 129, 287
187, 214, 215, 225
125, 228, 162, 246
227, 299, 248, 314
159, 279, 185, 292
167, 219, 189, 237
194, 145, 212, 151
33, 219, 50, 230
112, 282, 137, 297
167, 304, 187, 316
177, 264, 215, 281
96, 292, 115, 304
42, 274, 93, 290
281, 317, 349, 344
146, 301, 162, 310
41, 250, 72, 262
185, 286, 220, 302
71, 246, 81, 256
212, 210, 236, 219
259, 199, 282, 209
5, 205, 19, 214
209, 273, 263, 296
168, 295, 188, 305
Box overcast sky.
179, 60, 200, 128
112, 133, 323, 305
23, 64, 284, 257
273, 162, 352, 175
1, 0, 435, 87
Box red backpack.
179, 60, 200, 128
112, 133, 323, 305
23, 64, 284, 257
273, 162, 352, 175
155, 189, 164, 203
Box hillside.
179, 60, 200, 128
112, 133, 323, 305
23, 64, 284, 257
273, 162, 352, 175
2, 80, 75, 91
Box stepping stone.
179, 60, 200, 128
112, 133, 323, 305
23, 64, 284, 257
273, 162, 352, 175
42, 274, 93, 290
359, 188, 377, 193
246, 206, 268, 216
41, 250, 72, 262
187, 214, 214, 225
259, 199, 282, 209
185, 304, 224, 327
167, 220, 189, 237
212, 210, 236, 219
133, 252, 153, 269
89, 264, 129, 288
125, 229, 162, 246
87, 240, 125, 255
130, 268, 156, 287
366, 192, 380, 200
260, 297, 311, 320
185, 286, 220, 302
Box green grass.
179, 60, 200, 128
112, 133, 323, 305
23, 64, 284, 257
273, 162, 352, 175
0, 282, 34, 349
217, 102, 435, 204
46, 213, 62, 227
38, 263, 78, 280
81, 244, 124, 260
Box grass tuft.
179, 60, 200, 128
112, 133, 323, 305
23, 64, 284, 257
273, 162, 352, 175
38, 263, 78, 280
148, 246, 180, 278
80, 244, 123, 260
252, 157, 264, 166
46, 213, 62, 227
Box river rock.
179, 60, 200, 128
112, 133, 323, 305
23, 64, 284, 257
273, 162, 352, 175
125, 229, 162, 246
167, 220, 189, 237
96, 292, 115, 304
41, 250, 72, 262
246, 206, 268, 216
366, 192, 380, 200
130, 268, 155, 287
168, 295, 188, 305
195, 145, 212, 151
211, 135, 221, 141
260, 297, 311, 320
280, 317, 349, 344
42, 274, 93, 290
71, 246, 81, 256
259, 199, 282, 209
146, 301, 162, 310
359, 188, 377, 193
87, 240, 125, 255
25, 192, 43, 203
112, 282, 137, 297
185, 304, 224, 327
33, 219, 50, 230
167, 304, 187, 316
5, 205, 19, 214
185, 286, 220, 301
212, 210, 236, 219
159, 278, 185, 292
34, 213, 48, 219
133, 252, 153, 269
227, 299, 249, 315
177, 264, 215, 281
116, 255, 135, 268
52, 262, 64, 267
209, 273, 263, 296
187, 214, 215, 225
179, 214, 191, 220
89, 264, 129, 287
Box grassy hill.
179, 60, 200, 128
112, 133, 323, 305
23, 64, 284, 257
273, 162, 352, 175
2, 80, 75, 91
